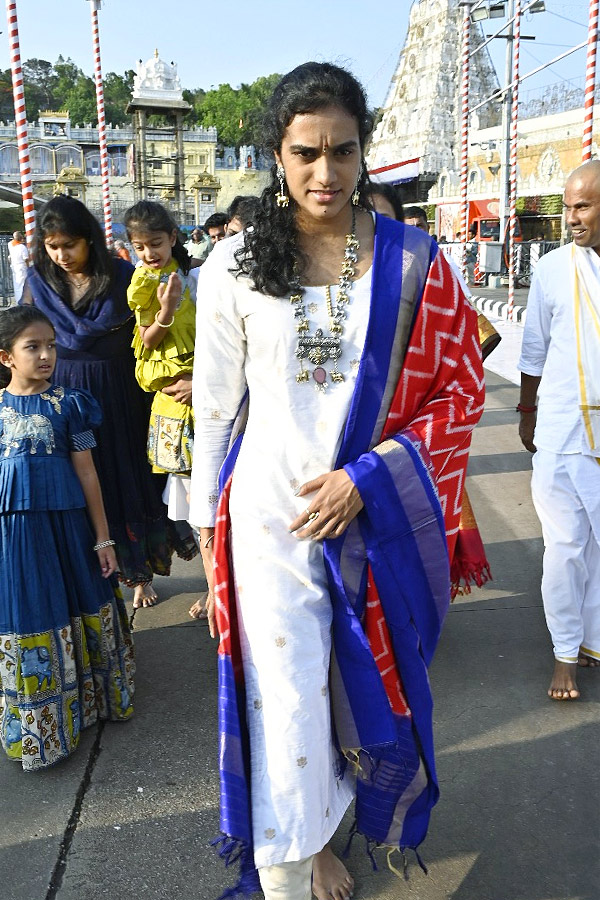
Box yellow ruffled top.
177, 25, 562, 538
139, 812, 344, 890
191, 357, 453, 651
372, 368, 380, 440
127, 259, 196, 392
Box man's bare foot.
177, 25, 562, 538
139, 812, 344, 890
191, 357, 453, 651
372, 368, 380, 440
189, 594, 208, 620
548, 660, 579, 700
132, 583, 158, 609
312, 845, 354, 900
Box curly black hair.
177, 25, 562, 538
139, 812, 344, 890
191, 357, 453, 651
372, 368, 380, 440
234, 62, 374, 297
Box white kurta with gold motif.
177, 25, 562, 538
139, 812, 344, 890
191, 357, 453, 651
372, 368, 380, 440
190, 236, 371, 867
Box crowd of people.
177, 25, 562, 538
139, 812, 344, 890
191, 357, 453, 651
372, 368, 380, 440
0, 58, 598, 900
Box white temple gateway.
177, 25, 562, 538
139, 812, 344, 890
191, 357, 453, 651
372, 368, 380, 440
132, 50, 183, 103
367, 0, 500, 195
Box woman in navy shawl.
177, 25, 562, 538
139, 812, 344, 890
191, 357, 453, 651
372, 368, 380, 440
23, 196, 197, 606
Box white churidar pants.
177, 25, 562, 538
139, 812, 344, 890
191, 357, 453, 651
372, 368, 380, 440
258, 856, 314, 900
531, 449, 600, 662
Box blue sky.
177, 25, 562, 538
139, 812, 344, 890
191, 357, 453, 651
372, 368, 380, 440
1, 0, 593, 109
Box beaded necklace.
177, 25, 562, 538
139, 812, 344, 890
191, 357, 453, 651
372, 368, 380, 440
291, 209, 360, 391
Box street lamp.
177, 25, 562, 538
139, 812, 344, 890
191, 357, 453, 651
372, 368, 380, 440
470, 2, 509, 20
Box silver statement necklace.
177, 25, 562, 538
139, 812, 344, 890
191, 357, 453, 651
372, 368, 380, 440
291, 209, 360, 391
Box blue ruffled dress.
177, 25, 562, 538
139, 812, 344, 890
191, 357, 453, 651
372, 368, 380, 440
25, 260, 198, 586
0, 385, 135, 771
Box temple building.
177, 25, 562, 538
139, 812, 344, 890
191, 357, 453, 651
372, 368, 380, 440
367, 0, 500, 199
0, 50, 270, 228
368, 0, 600, 239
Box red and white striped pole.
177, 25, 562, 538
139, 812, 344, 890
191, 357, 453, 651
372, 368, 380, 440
583, 0, 599, 161
88, 0, 113, 246
460, 6, 470, 280
5, 1, 35, 245
507, 0, 521, 323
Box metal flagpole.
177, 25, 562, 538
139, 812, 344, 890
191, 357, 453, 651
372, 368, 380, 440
583, 0, 599, 161
507, 0, 521, 323
460, 5, 470, 280
87, 0, 113, 245
5, 0, 35, 245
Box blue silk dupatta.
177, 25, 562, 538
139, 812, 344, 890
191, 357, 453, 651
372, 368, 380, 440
212, 216, 485, 895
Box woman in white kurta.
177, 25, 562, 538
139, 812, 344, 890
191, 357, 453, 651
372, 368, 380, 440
190, 64, 376, 900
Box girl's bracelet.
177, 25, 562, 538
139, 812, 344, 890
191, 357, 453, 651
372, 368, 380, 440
94, 539, 116, 551
155, 311, 175, 328
203, 534, 215, 549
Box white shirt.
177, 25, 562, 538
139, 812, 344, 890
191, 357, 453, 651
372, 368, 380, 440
8, 240, 29, 289
518, 243, 600, 454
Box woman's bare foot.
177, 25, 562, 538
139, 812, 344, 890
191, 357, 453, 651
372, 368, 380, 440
189, 593, 208, 620
312, 845, 354, 900
132, 583, 158, 609
548, 660, 579, 700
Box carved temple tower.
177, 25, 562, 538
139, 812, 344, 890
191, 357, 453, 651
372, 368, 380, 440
126, 50, 191, 219
367, 0, 501, 197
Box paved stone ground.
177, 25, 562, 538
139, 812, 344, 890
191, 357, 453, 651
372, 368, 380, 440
2, 370, 599, 900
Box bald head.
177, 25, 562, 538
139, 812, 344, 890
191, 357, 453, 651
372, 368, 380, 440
567, 159, 600, 187
564, 160, 600, 255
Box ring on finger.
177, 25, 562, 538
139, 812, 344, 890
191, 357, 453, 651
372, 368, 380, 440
307, 510, 320, 521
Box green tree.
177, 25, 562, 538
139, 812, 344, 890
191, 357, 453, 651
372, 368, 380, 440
104, 70, 135, 126
22, 58, 55, 119
195, 74, 280, 149
182, 87, 206, 123
0, 68, 15, 121
242, 73, 280, 149
64, 74, 97, 126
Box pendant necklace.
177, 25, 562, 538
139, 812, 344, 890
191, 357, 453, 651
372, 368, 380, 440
291, 209, 360, 391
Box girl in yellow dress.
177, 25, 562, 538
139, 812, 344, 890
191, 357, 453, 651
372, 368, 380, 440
124, 201, 195, 479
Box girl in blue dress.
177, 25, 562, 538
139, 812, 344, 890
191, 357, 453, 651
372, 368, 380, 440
0, 306, 134, 771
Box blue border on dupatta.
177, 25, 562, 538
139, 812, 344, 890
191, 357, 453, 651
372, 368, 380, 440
323, 215, 448, 854
338, 214, 407, 467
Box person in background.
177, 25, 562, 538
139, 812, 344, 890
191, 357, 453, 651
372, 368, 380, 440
225, 195, 261, 237
23, 195, 196, 610
465, 223, 478, 286
8, 231, 30, 302
204, 212, 228, 245
518, 160, 600, 700
114, 239, 131, 263
185, 227, 211, 263
367, 182, 405, 221
404, 205, 429, 232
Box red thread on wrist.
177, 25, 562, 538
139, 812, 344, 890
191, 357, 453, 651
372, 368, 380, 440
516, 403, 537, 413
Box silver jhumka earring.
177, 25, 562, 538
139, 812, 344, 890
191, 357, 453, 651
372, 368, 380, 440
276, 165, 289, 208
352, 163, 364, 206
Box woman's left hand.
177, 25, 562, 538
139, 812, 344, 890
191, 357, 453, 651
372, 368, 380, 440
289, 470, 364, 541
161, 373, 192, 405
97, 546, 117, 578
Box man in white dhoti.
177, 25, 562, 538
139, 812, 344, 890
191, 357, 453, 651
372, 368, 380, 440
8, 232, 29, 302
518, 160, 600, 700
